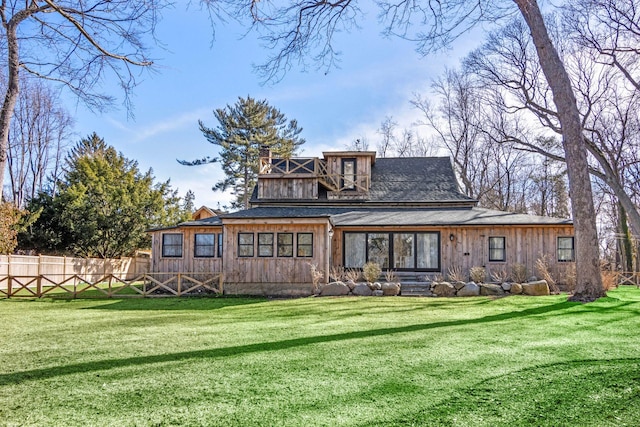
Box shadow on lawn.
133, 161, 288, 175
83, 296, 267, 311
0, 300, 583, 386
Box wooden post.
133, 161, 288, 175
7, 276, 12, 298
177, 273, 182, 296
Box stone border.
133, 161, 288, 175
315, 279, 551, 297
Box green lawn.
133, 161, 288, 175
1, 288, 640, 426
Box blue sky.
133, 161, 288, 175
68, 4, 482, 209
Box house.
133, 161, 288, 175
149, 151, 575, 296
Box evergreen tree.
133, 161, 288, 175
20, 133, 192, 258
179, 96, 305, 210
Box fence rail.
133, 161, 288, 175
0, 272, 224, 298
613, 271, 640, 287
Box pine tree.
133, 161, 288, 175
179, 96, 305, 210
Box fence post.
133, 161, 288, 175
177, 273, 182, 296
7, 276, 12, 298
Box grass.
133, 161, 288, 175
1, 288, 640, 426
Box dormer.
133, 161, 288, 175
320, 151, 376, 201
256, 150, 376, 202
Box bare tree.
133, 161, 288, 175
563, 0, 640, 91
7, 77, 72, 207
0, 1, 167, 198
377, 116, 397, 158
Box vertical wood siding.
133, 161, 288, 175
332, 225, 575, 283
223, 221, 329, 284
150, 226, 223, 274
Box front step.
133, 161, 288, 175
400, 282, 433, 297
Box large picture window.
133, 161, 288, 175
194, 233, 215, 258
488, 237, 506, 262
277, 233, 294, 257
297, 233, 314, 257
344, 232, 440, 271
258, 233, 274, 257
162, 233, 183, 258
238, 233, 254, 257
558, 237, 575, 262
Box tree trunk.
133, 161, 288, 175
0, 22, 21, 201
618, 202, 633, 272
514, 0, 604, 302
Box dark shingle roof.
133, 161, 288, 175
368, 157, 475, 203
218, 206, 571, 226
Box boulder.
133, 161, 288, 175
381, 282, 401, 296
320, 282, 350, 297
522, 280, 550, 296
510, 283, 523, 295
480, 283, 505, 296
372, 290, 384, 297
345, 280, 357, 291
352, 283, 373, 296
501, 282, 512, 292
432, 281, 456, 297
454, 281, 467, 291
368, 282, 382, 290
457, 282, 480, 297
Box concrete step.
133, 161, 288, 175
399, 282, 433, 297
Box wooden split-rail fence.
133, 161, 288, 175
0, 272, 224, 298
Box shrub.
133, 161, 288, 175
490, 267, 509, 284
511, 263, 528, 283
362, 262, 382, 283
307, 263, 324, 292
469, 266, 486, 283
564, 263, 577, 292
344, 268, 361, 282
601, 269, 618, 291
535, 255, 559, 293
385, 269, 398, 283
447, 266, 465, 282
329, 265, 345, 282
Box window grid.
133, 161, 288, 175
297, 233, 314, 257
488, 237, 506, 262
238, 233, 254, 257
194, 233, 215, 258
258, 233, 274, 257
162, 233, 183, 258
277, 233, 294, 257
558, 236, 575, 262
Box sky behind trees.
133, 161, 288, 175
67, 4, 481, 209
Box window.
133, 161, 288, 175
345, 233, 366, 268
489, 237, 506, 262
394, 233, 415, 269
297, 233, 314, 257
238, 233, 254, 257
258, 233, 274, 257
342, 158, 356, 190
344, 231, 440, 271
217, 233, 223, 258
162, 233, 183, 258
558, 237, 575, 262
277, 233, 294, 257
416, 233, 440, 270
194, 233, 215, 257
368, 233, 390, 269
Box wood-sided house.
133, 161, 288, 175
149, 151, 575, 296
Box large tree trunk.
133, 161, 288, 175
514, 0, 604, 302
0, 22, 21, 202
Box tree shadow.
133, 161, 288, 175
0, 300, 578, 386
83, 296, 267, 311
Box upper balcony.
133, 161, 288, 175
258, 155, 371, 195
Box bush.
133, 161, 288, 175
490, 267, 509, 284
447, 266, 465, 282
469, 266, 486, 283
511, 263, 528, 283
535, 255, 559, 293
362, 262, 382, 283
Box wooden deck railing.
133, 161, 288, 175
613, 271, 640, 287
0, 272, 224, 298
